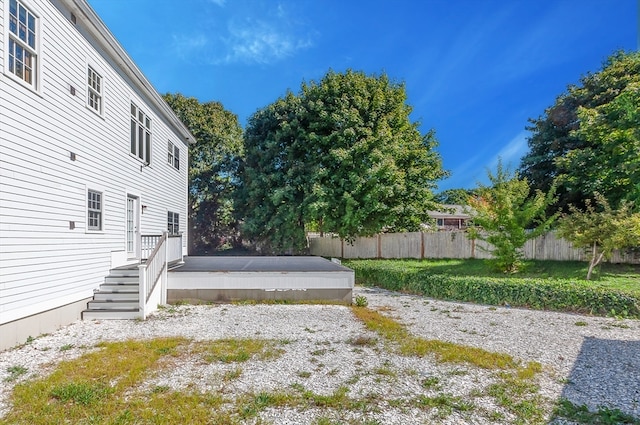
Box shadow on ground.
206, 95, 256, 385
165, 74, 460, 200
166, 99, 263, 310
560, 337, 640, 418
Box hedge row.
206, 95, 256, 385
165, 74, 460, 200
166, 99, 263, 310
346, 261, 640, 318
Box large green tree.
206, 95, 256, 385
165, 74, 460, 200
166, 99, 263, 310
236, 70, 448, 254
434, 188, 476, 205
468, 161, 557, 273
520, 51, 640, 211
163, 93, 244, 254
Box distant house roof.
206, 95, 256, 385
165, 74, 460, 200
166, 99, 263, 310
427, 204, 472, 220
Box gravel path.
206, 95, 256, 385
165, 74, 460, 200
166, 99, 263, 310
1, 286, 639, 424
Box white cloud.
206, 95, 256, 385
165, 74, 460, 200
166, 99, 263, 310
219, 18, 314, 65
168, 2, 315, 66
171, 33, 209, 60
490, 130, 529, 169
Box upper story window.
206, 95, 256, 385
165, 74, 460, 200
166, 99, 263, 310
130, 103, 151, 164
7, 0, 38, 88
87, 66, 103, 114
87, 189, 103, 231
167, 141, 180, 170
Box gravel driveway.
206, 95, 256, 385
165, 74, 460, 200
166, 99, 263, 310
1, 286, 639, 424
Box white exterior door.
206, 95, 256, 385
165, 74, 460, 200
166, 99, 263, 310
126, 195, 140, 259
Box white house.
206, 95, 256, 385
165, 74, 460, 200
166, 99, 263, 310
0, 0, 195, 350
427, 204, 472, 231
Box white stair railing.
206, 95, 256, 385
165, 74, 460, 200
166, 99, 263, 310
138, 232, 167, 320
138, 231, 184, 319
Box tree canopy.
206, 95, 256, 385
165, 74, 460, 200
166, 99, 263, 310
435, 188, 476, 205
519, 51, 640, 211
163, 93, 244, 254
236, 69, 448, 254
557, 194, 640, 280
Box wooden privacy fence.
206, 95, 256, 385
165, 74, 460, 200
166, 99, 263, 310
308, 231, 640, 264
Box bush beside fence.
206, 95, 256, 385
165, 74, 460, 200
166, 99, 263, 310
309, 231, 640, 264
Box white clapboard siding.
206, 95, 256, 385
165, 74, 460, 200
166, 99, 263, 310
0, 0, 190, 326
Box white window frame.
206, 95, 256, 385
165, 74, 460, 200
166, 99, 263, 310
167, 211, 179, 235
167, 140, 180, 170
130, 102, 152, 164
87, 65, 103, 116
87, 188, 104, 232
5, 0, 41, 91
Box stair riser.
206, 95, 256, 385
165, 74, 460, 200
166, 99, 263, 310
105, 277, 139, 284
93, 293, 138, 301
109, 270, 139, 276
100, 285, 139, 293
87, 301, 139, 310
82, 310, 141, 320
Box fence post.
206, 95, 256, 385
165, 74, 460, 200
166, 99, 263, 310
421, 232, 425, 259
377, 234, 382, 259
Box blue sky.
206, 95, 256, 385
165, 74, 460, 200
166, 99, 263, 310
88, 0, 638, 191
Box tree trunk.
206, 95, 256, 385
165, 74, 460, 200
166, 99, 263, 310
586, 241, 605, 280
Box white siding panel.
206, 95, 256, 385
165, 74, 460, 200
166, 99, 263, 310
0, 0, 190, 326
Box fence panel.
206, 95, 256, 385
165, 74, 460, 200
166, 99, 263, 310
344, 236, 378, 259
308, 231, 638, 264
380, 232, 422, 258
308, 236, 342, 258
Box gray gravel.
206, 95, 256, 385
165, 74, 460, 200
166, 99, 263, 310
1, 286, 639, 424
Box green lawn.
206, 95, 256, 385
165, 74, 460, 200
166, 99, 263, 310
344, 259, 640, 317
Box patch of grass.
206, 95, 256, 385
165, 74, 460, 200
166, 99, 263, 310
420, 376, 440, 389
350, 305, 546, 423
297, 371, 312, 378
49, 382, 112, 405
553, 398, 640, 424
351, 306, 517, 370
4, 365, 28, 382
236, 390, 293, 419
196, 338, 285, 363
400, 338, 517, 370
350, 306, 409, 342
59, 344, 74, 351
575, 321, 588, 326
222, 367, 243, 382
1, 338, 206, 424
346, 259, 640, 318
413, 393, 474, 416
373, 365, 396, 377
487, 369, 546, 423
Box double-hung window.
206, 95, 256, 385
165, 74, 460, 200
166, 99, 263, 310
130, 103, 151, 164
8, 0, 38, 88
167, 141, 180, 170
87, 190, 103, 231
87, 66, 103, 114
167, 212, 179, 235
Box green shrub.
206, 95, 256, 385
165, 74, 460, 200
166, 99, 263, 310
345, 260, 640, 318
